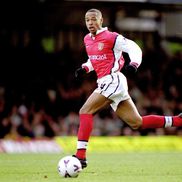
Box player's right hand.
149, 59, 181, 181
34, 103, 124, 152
75, 67, 87, 78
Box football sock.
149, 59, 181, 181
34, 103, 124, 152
142, 115, 182, 129
76, 114, 93, 159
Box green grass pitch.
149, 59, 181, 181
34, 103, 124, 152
0, 152, 182, 182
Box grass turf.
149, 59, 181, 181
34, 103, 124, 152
0, 152, 182, 182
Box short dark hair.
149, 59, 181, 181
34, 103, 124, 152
86, 8, 102, 18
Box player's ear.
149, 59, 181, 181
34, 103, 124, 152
100, 17, 103, 27
101, 17, 103, 24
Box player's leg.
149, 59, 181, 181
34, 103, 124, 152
115, 98, 142, 129
79, 91, 112, 114
142, 113, 182, 129
75, 92, 112, 167
116, 98, 182, 130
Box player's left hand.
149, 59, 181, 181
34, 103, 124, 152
125, 64, 137, 74
123, 64, 138, 78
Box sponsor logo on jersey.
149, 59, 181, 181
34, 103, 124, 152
98, 42, 104, 51
89, 54, 107, 61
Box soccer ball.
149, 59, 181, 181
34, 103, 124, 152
57, 156, 82, 178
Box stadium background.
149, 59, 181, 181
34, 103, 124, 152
0, 0, 181, 153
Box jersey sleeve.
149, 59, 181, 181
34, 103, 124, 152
82, 59, 94, 73
115, 35, 142, 68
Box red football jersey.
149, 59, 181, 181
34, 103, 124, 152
84, 30, 125, 78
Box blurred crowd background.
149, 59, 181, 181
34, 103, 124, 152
0, 0, 181, 138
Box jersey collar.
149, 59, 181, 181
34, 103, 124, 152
89, 27, 108, 38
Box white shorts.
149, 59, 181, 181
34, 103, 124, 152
94, 72, 130, 111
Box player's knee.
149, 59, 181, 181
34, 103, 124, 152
79, 105, 92, 114
129, 119, 142, 130
79, 107, 85, 114
79, 102, 99, 114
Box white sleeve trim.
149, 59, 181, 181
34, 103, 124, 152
115, 35, 142, 67
82, 59, 94, 72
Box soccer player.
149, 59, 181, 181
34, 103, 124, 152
73, 8, 182, 169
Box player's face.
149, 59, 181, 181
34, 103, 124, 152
85, 12, 103, 35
